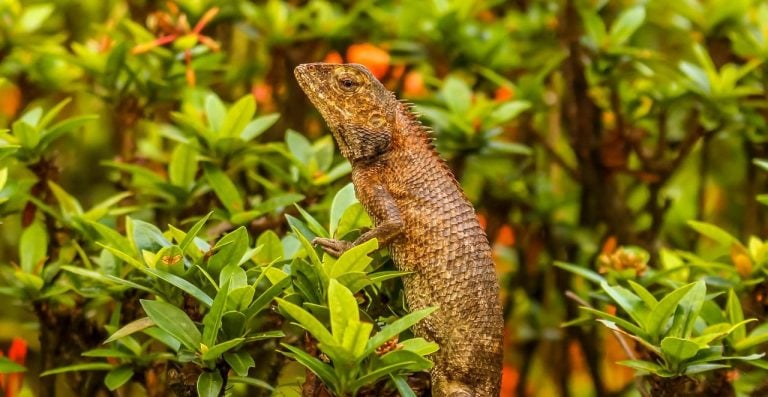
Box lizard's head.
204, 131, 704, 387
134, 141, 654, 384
294, 63, 397, 162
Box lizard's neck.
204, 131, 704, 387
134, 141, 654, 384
394, 101, 436, 153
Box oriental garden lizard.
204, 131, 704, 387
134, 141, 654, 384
295, 63, 503, 397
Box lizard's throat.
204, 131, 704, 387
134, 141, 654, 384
330, 128, 354, 160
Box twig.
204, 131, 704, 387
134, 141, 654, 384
532, 129, 581, 182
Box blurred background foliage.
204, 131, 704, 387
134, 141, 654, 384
2, 0, 768, 396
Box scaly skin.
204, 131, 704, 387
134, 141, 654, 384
295, 63, 503, 397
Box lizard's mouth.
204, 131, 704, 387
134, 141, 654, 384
294, 63, 354, 160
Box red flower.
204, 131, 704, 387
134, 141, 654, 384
1, 338, 27, 397
132, 3, 220, 87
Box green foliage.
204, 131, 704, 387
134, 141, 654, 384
2, 0, 768, 396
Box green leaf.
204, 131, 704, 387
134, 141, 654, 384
280, 344, 338, 389
285, 129, 313, 165
667, 280, 706, 338
197, 371, 223, 397
727, 289, 746, 343
13, 121, 40, 149
169, 144, 198, 189
41, 363, 114, 376
244, 330, 285, 343
205, 94, 227, 132
661, 336, 700, 362
485, 141, 533, 156
600, 282, 649, 328
617, 359, 664, 374
140, 299, 202, 351
693, 320, 755, 346
254, 230, 283, 265
202, 338, 244, 361
688, 221, 740, 248
754, 158, 768, 172
203, 163, 244, 213
202, 280, 230, 347
488, 101, 530, 125
221, 311, 247, 338
595, 319, 660, 355
287, 216, 321, 267
253, 194, 305, 217
224, 351, 255, 377
20, 220, 48, 273
400, 338, 439, 356
143, 327, 182, 351
295, 205, 328, 239
145, 267, 213, 306
104, 365, 133, 391
579, 306, 643, 335
228, 375, 274, 391
554, 261, 605, 284
221, 95, 256, 138
579, 8, 607, 46
41, 115, 97, 151
102, 42, 128, 87
365, 307, 438, 357
82, 348, 134, 359
348, 361, 417, 393
336, 203, 371, 238
328, 279, 359, 341
343, 322, 374, 360
330, 183, 358, 236
207, 226, 249, 275
48, 180, 83, 218
329, 239, 378, 278
336, 272, 373, 294
19, 4, 54, 33
241, 114, 279, 141
0, 357, 26, 373
684, 363, 729, 375
276, 298, 334, 346
244, 276, 291, 320
178, 212, 213, 251
130, 218, 171, 252
646, 281, 698, 342
380, 349, 433, 371
369, 270, 410, 284
734, 322, 768, 351
390, 374, 417, 397
227, 285, 255, 311
441, 76, 472, 115
609, 6, 645, 46
104, 317, 155, 344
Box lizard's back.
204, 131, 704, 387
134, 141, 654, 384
367, 109, 503, 396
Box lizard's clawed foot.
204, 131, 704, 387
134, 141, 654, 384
312, 237, 353, 257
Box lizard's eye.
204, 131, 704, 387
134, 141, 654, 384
337, 76, 360, 92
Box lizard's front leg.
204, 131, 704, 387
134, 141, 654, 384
313, 182, 403, 257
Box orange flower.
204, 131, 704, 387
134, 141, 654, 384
501, 364, 519, 396
0, 82, 21, 119
495, 224, 515, 247
323, 51, 343, 64
494, 86, 514, 102
1, 338, 27, 397
346, 43, 390, 79
403, 71, 427, 97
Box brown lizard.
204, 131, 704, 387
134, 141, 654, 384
294, 63, 503, 397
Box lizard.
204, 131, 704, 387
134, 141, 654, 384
294, 62, 503, 397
